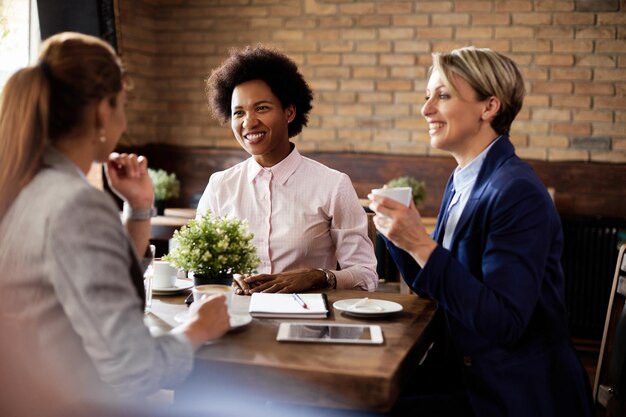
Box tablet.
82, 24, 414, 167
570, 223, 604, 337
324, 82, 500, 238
276, 322, 383, 345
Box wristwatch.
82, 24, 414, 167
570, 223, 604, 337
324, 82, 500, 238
316, 268, 337, 289
123, 202, 157, 220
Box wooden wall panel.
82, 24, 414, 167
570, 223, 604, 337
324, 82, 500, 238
130, 145, 626, 219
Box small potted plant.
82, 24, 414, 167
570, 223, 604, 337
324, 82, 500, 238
386, 176, 426, 207
148, 168, 180, 215
163, 211, 260, 286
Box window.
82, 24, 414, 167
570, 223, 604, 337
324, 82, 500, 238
0, 0, 40, 93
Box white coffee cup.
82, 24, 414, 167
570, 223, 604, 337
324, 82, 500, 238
152, 260, 177, 289
371, 187, 412, 207
193, 284, 233, 310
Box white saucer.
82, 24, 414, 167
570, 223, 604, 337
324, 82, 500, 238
333, 298, 403, 318
229, 314, 253, 329
151, 279, 193, 295
174, 311, 253, 330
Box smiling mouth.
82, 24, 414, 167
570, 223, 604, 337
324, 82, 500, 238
428, 122, 445, 130
244, 132, 265, 143
428, 122, 445, 134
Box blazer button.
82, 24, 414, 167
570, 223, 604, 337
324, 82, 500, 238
463, 356, 472, 367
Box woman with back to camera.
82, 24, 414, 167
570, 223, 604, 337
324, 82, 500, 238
369, 47, 593, 417
199, 45, 377, 295
0, 32, 229, 407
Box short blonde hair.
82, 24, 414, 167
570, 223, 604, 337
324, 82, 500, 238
431, 46, 525, 135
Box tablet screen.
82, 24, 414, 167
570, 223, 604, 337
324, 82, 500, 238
277, 323, 383, 344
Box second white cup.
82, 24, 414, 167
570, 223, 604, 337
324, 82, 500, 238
152, 260, 178, 289
371, 187, 412, 207
193, 284, 233, 311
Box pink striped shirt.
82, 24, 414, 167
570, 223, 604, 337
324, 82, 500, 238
197, 147, 378, 291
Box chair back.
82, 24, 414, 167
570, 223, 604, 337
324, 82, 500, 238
594, 243, 626, 416
366, 212, 377, 250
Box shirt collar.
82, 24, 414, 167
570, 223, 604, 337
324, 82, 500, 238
245, 144, 302, 185
43, 145, 88, 183
452, 136, 501, 192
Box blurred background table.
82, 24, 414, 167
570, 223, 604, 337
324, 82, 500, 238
163, 208, 196, 219
150, 208, 196, 256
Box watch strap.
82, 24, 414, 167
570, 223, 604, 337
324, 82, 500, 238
123, 202, 157, 220
316, 268, 337, 289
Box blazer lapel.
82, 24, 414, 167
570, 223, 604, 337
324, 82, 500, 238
433, 175, 456, 244
449, 136, 516, 247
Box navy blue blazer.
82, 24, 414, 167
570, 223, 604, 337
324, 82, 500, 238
384, 136, 592, 417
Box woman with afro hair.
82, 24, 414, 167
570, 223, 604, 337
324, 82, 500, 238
198, 45, 377, 295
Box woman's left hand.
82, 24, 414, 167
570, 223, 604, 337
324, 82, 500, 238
105, 152, 154, 208
242, 268, 326, 294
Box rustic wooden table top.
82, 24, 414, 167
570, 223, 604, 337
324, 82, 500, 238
146, 288, 437, 413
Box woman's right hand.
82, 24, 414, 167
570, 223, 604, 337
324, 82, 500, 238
180, 294, 230, 349
105, 152, 154, 209
232, 274, 251, 295
232, 274, 264, 295
368, 194, 437, 268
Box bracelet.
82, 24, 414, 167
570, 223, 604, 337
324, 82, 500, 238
123, 202, 157, 220
316, 268, 337, 289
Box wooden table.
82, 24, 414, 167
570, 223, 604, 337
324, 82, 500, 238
146, 289, 438, 413
163, 208, 196, 219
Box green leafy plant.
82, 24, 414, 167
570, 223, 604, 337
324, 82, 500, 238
148, 168, 180, 201
0, 1, 10, 41
386, 176, 426, 207
163, 211, 260, 277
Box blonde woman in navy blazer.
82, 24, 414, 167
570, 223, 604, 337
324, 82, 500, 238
369, 47, 592, 417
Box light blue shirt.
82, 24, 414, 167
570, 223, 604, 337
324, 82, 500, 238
442, 137, 501, 249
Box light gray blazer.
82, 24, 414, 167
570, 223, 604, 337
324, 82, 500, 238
0, 146, 192, 404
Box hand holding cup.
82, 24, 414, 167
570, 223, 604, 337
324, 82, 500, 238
370, 186, 412, 207
193, 284, 234, 312
182, 293, 230, 348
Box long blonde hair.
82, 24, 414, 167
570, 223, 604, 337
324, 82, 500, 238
0, 32, 124, 219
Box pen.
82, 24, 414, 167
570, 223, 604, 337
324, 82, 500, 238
292, 293, 309, 309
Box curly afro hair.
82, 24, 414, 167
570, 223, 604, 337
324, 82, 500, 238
205, 45, 314, 138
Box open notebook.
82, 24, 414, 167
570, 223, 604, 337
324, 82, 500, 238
248, 293, 329, 318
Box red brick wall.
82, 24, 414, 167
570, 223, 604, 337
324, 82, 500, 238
117, 0, 626, 164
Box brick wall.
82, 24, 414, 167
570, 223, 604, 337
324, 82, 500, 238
117, 0, 626, 163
